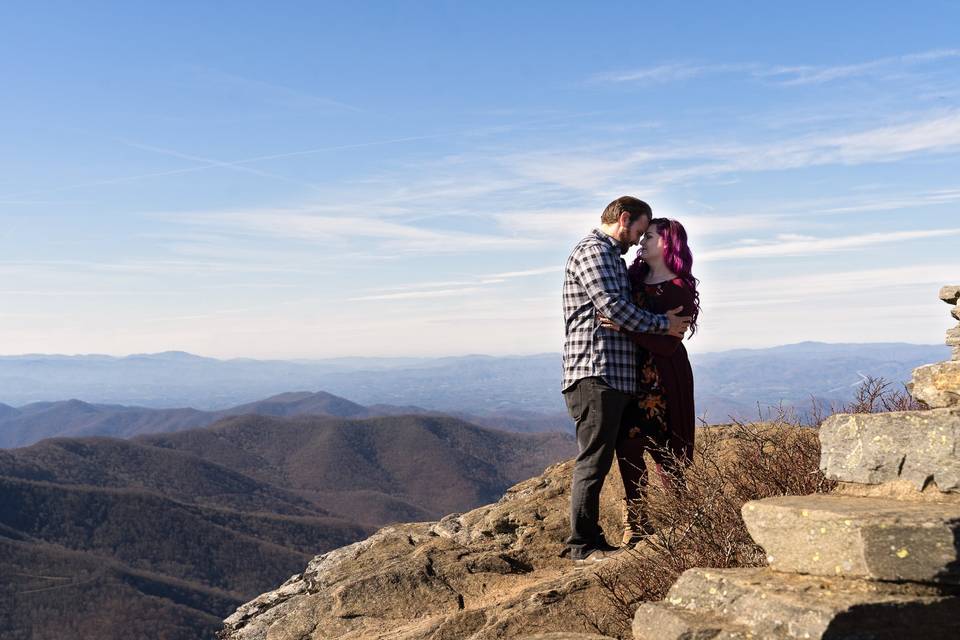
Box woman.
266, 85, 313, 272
599, 217, 700, 545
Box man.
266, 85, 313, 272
561, 196, 690, 561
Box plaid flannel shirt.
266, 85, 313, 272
562, 228, 669, 394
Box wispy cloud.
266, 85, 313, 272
0, 289, 186, 296
762, 48, 960, 85
823, 112, 960, 162
592, 62, 755, 84
496, 208, 783, 240
0, 113, 595, 203
594, 48, 960, 86
0, 256, 318, 278
193, 66, 364, 113
371, 279, 478, 292
349, 286, 487, 301
686, 111, 960, 171
348, 264, 564, 303
665, 187, 960, 224
117, 139, 326, 191
152, 207, 541, 254
486, 266, 562, 278
0, 133, 452, 202
700, 228, 960, 261
816, 188, 960, 214
706, 263, 957, 305
503, 110, 960, 191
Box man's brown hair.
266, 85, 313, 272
601, 196, 652, 225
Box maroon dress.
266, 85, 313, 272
616, 278, 696, 498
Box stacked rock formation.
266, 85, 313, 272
912, 285, 960, 406
633, 285, 960, 640
945, 285, 960, 361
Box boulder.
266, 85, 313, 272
941, 286, 960, 305
946, 326, 960, 347
911, 361, 960, 408
635, 567, 960, 640
819, 408, 960, 492
742, 494, 960, 583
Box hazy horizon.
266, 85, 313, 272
0, 338, 951, 362
0, 342, 949, 421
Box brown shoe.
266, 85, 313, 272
622, 522, 656, 547
621, 499, 656, 546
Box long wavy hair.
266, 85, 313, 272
628, 217, 701, 336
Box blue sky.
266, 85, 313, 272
2, 2, 959, 358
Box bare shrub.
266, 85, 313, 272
842, 376, 928, 413
808, 375, 929, 423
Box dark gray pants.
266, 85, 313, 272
563, 376, 633, 553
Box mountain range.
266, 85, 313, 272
0, 342, 950, 422
0, 390, 572, 450
0, 412, 575, 640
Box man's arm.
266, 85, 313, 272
571, 242, 668, 334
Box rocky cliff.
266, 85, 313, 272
217, 456, 632, 639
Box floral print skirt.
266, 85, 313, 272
624, 350, 669, 440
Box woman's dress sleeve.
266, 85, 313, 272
627, 283, 694, 356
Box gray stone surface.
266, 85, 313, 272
742, 494, 960, 583
819, 408, 960, 492
912, 361, 960, 408
942, 286, 960, 305
633, 603, 751, 640
655, 567, 960, 639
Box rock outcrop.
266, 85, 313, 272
217, 458, 630, 640
633, 285, 960, 640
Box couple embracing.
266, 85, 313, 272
561, 196, 700, 562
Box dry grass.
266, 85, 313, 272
581, 376, 927, 638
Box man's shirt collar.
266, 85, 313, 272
592, 227, 626, 255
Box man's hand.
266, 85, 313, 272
665, 306, 691, 338
596, 313, 622, 332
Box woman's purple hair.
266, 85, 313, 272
628, 217, 701, 336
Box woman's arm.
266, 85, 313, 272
626, 284, 695, 356
628, 327, 681, 356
